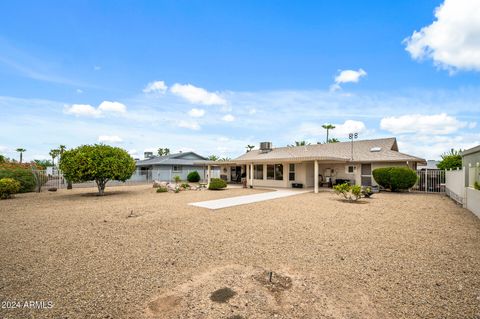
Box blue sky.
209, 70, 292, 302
1, 0, 479, 161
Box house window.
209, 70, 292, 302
267, 165, 275, 180
173, 165, 182, 172
346, 165, 355, 174
254, 165, 264, 180
289, 163, 295, 181
267, 164, 284, 180
274, 164, 283, 180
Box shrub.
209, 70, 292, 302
208, 178, 227, 190
187, 171, 201, 183
156, 186, 168, 193
333, 182, 362, 202
362, 186, 373, 198
0, 178, 21, 199
174, 175, 181, 184
181, 183, 190, 189
475, 181, 480, 190
372, 167, 417, 192
0, 168, 36, 193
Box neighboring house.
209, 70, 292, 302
201, 137, 425, 193
417, 160, 440, 170
461, 145, 480, 187
136, 152, 217, 181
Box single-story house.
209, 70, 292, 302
135, 151, 218, 182
199, 137, 425, 193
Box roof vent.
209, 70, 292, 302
370, 147, 382, 152
259, 142, 272, 153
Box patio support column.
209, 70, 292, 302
250, 163, 254, 188
207, 165, 211, 185
314, 160, 319, 194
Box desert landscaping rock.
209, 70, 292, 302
0, 185, 479, 318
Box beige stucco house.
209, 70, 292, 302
200, 137, 425, 193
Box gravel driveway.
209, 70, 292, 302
0, 185, 479, 318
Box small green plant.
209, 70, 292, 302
0, 177, 21, 199
174, 187, 180, 193
181, 183, 190, 189
156, 186, 168, 193
174, 175, 181, 184
333, 182, 362, 202
362, 186, 373, 198
187, 171, 201, 182
474, 181, 480, 190
208, 178, 227, 190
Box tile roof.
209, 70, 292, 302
231, 137, 425, 163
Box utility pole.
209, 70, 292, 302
349, 132, 358, 160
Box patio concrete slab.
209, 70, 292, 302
189, 188, 310, 210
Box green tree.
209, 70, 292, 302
220, 157, 231, 161
437, 148, 462, 170
328, 138, 340, 143
33, 159, 53, 169
157, 148, 171, 156
0, 155, 5, 164
16, 148, 26, 164
208, 155, 219, 161
245, 145, 255, 152
289, 141, 310, 147
49, 149, 60, 166
59, 144, 136, 195
321, 124, 336, 143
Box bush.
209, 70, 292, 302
187, 171, 201, 182
0, 168, 36, 193
156, 186, 168, 193
0, 178, 21, 199
333, 183, 362, 202
174, 175, 181, 184
181, 183, 190, 189
475, 181, 480, 190
208, 178, 227, 190
372, 167, 418, 192
362, 186, 373, 198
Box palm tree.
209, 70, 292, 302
16, 148, 26, 163
321, 124, 336, 143
246, 145, 255, 152
208, 155, 219, 161
289, 140, 310, 147
49, 149, 60, 166
220, 157, 232, 161
164, 148, 170, 155
328, 138, 340, 143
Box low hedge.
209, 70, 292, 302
0, 168, 36, 193
208, 178, 227, 190
372, 167, 418, 192
0, 178, 21, 199
187, 171, 201, 182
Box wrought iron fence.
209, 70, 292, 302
412, 169, 445, 193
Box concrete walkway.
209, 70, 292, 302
189, 188, 310, 210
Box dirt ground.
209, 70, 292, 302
0, 185, 479, 319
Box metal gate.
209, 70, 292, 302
412, 169, 445, 193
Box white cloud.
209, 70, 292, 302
170, 83, 227, 105
404, 0, 480, 72
143, 80, 168, 94
177, 120, 200, 130
98, 135, 123, 143
93, 66, 101, 71
76, 89, 83, 94
64, 101, 127, 117
330, 69, 367, 91
98, 101, 127, 113
188, 108, 205, 117
380, 113, 471, 135
64, 104, 101, 117
221, 114, 235, 122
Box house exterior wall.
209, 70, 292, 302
463, 151, 480, 187
147, 165, 210, 181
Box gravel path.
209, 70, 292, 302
0, 185, 479, 318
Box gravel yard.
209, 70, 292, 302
0, 185, 479, 318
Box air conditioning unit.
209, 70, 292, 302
144, 152, 154, 159
259, 142, 272, 153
